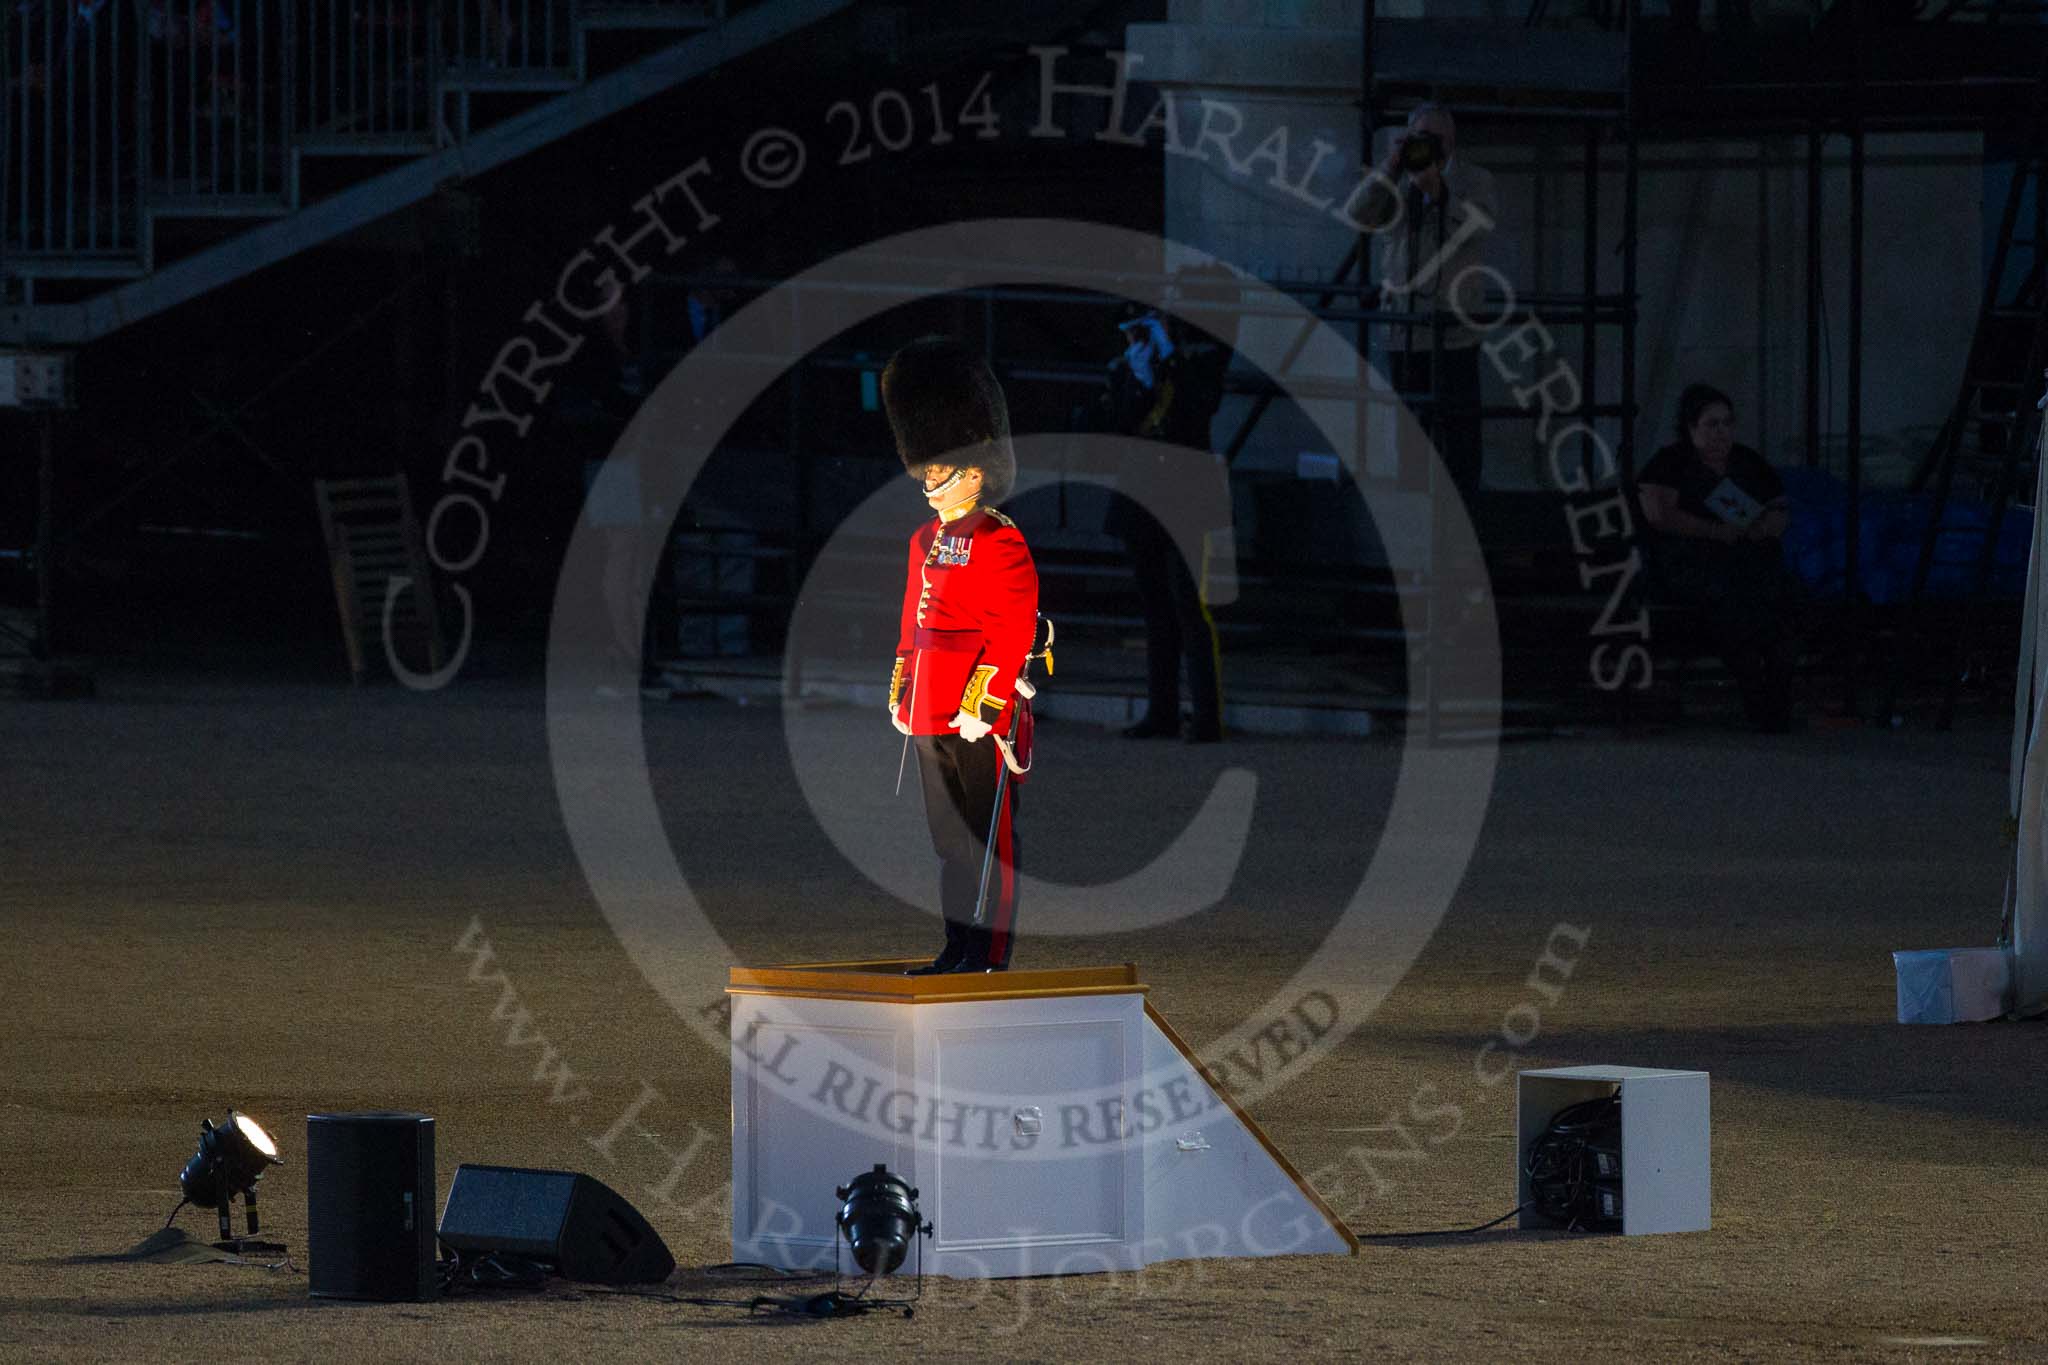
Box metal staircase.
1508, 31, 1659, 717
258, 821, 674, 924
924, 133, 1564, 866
1883, 136, 2048, 726
1908, 149, 2048, 511
1, 0, 850, 345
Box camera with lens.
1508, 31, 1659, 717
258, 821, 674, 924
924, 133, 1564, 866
1399, 130, 1444, 174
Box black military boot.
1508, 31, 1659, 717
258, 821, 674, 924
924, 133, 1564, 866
904, 947, 967, 976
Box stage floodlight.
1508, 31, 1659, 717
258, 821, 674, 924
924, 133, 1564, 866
174, 1110, 285, 1251
835, 1164, 926, 1278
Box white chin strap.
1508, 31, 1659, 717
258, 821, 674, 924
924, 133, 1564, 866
924, 468, 976, 513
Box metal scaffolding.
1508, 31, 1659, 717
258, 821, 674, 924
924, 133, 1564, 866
1353, 0, 2047, 721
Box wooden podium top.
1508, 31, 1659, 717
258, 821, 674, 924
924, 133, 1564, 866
726, 960, 1145, 1004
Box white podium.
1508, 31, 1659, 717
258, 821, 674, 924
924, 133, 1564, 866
728, 961, 1357, 1278
1516, 1066, 1711, 1236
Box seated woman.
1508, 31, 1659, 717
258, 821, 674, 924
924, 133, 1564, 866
1636, 383, 1800, 732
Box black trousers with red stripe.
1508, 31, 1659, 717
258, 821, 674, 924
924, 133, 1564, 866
913, 732, 1020, 969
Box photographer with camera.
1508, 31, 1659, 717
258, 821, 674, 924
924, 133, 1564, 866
1355, 104, 1500, 506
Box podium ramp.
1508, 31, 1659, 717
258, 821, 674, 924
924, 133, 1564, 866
1138, 1002, 1356, 1265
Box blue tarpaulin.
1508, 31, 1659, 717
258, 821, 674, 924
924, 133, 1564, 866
1777, 467, 2032, 603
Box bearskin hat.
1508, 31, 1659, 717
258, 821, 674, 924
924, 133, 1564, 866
880, 336, 1016, 504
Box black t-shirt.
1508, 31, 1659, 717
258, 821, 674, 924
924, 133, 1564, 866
1638, 441, 1783, 529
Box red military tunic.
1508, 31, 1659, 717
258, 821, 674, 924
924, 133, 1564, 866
889, 505, 1039, 736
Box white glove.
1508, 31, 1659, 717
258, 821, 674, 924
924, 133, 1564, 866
889, 703, 910, 736
1142, 315, 1174, 359
1124, 334, 1156, 390
951, 709, 992, 742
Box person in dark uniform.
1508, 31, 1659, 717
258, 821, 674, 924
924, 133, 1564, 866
1637, 382, 1800, 732
1102, 297, 1232, 743
882, 338, 1041, 974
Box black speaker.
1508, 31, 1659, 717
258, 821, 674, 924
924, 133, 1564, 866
437, 1164, 675, 1285
306, 1112, 438, 1301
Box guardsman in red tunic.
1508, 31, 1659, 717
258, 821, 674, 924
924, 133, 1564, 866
881, 338, 1039, 974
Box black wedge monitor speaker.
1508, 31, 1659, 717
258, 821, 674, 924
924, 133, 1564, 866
306, 1111, 438, 1301
436, 1164, 675, 1285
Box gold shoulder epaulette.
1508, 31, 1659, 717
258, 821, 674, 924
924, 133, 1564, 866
983, 507, 1017, 529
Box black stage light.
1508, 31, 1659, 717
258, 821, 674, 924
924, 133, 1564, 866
173, 1110, 286, 1252
737, 1166, 931, 1321
835, 1164, 928, 1278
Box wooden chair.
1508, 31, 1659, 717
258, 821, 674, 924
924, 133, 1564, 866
312, 475, 446, 684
